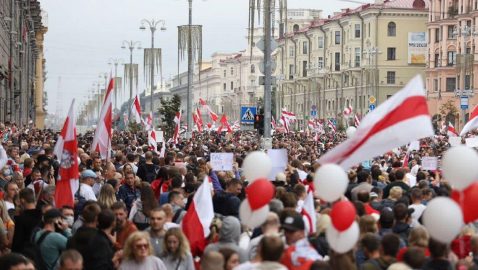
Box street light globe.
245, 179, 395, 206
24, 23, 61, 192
121, 45, 126, 49
160, 26, 167, 31
139, 25, 146, 30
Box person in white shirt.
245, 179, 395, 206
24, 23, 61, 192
409, 188, 426, 227
78, 170, 97, 201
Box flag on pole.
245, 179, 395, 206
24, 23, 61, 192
193, 111, 203, 133
318, 75, 433, 170
131, 95, 142, 124
144, 112, 153, 131
198, 98, 218, 122
447, 122, 458, 137
173, 112, 181, 144
148, 130, 158, 152
327, 119, 336, 133
182, 176, 214, 256
217, 114, 232, 134
91, 78, 114, 160
343, 105, 353, 117
460, 104, 478, 136
354, 114, 361, 127
53, 100, 79, 208
301, 191, 317, 235
197, 107, 203, 129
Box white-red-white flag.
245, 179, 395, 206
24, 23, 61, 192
198, 98, 218, 122
447, 122, 459, 137
173, 111, 181, 144
318, 75, 433, 170
301, 191, 317, 234
53, 100, 79, 208
460, 105, 478, 136
148, 130, 158, 152
327, 119, 336, 133
182, 176, 214, 256
354, 114, 361, 127
131, 95, 142, 124
91, 78, 114, 160
343, 105, 353, 117
144, 112, 153, 131
217, 114, 232, 134
193, 111, 203, 133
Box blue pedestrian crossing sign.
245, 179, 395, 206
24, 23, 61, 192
369, 104, 376, 111
241, 106, 257, 124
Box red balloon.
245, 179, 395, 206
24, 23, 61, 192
451, 182, 478, 223
330, 201, 356, 232
246, 178, 275, 210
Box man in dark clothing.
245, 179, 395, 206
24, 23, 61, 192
137, 151, 159, 183
361, 234, 400, 270
213, 178, 242, 218
11, 188, 42, 255
383, 169, 410, 199
392, 203, 412, 245
66, 203, 103, 270
117, 171, 139, 211
422, 239, 453, 270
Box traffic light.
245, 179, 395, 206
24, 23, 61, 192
254, 114, 264, 135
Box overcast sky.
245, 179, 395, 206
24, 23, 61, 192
40, 0, 366, 115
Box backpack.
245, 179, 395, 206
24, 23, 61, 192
31, 231, 52, 270
74, 184, 87, 219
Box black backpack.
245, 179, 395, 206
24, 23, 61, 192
31, 231, 52, 270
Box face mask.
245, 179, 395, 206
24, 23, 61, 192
65, 216, 74, 227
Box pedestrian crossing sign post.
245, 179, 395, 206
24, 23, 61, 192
241, 106, 257, 124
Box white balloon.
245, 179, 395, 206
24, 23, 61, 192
326, 221, 359, 254
314, 164, 348, 202
346, 126, 357, 138
423, 197, 463, 243
239, 200, 269, 229
242, 151, 272, 182
442, 146, 478, 190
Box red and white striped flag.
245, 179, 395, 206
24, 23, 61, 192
231, 120, 240, 131
199, 98, 207, 106
91, 78, 114, 160
144, 112, 153, 130
197, 107, 203, 128
301, 191, 317, 235
318, 75, 433, 170
308, 120, 316, 130
53, 100, 79, 208
327, 119, 336, 133
193, 111, 203, 133
217, 114, 232, 134
461, 104, 478, 136
131, 95, 142, 124
343, 105, 353, 117
182, 176, 214, 256
148, 130, 158, 152
271, 116, 277, 129
280, 115, 290, 133
173, 112, 181, 144
354, 114, 361, 127
447, 122, 458, 137
198, 98, 218, 122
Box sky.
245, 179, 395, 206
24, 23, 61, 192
40, 0, 366, 116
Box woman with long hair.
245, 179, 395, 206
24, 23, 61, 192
119, 231, 167, 270
160, 228, 194, 270
129, 182, 158, 230
218, 248, 240, 270
0, 200, 13, 248
97, 184, 117, 209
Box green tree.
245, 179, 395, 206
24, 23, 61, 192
158, 94, 181, 138
439, 99, 459, 126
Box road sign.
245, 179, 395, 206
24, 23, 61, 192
311, 110, 317, 117
241, 106, 257, 124
455, 89, 474, 97
461, 96, 469, 110
369, 96, 376, 104
369, 104, 376, 111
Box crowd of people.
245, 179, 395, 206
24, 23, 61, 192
0, 121, 476, 270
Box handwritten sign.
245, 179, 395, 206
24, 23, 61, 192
421, 156, 438, 171
267, 149, 288, 180
466, 137, 478, 148
449, 137, 462, 147
210, 153, 234, 171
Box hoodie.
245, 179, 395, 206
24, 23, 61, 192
203, 216, 247, 262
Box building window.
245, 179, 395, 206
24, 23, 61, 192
387, 71, 396, 84
335, 31, 341, 44
447, 51, 456, 66
223, 70, 226, 77
318, 57, 324, 69
251, 65, 255, 73
446, 77, 456, 92
293, 24, 299, 32
230, 67, 234, 76
465, 74, 471, 89
355, 24, 361, 38
223, 83, 227, 91
387, 22, 396, 36
387, 48, 396, 60
434, 53, 440, 67
368, 23, 371, 37
289, 46, 294, 57
318, 36, 324, 48
230, 81, 234, 90
448, 25, 455, 39
302, 61, 308, 77
335, 52, 340, 71
435, 28, 440, 42
303, 41, 308, 54
433, 79, 439, 92
289, 64, 295, 79
355, 48, 361, 67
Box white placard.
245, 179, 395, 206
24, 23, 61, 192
210, 153, 234, 171
408, 140, 420, 151
466, 137, 478, 148
421, 156, 438, 171
449, 136, 462, 147
267, 149, 288, 180
148, 130, 164, 143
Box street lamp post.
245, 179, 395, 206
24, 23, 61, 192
121, 40, 142, 118
140, 19, 166, 122
108, 58, 123, 111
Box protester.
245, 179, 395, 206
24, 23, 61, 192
160, 228, 194, 270
119, 231, 167, 270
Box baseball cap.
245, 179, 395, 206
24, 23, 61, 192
43, 208, 65, 221
282, 213, 305, 232
275, 172, 286, 183
81, 169, 97, 179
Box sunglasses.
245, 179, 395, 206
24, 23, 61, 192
135, 243, 149, 250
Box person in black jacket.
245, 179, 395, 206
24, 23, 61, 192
11, 188, 42, 255
87, 209, 116, 270
212, 179, 242, 218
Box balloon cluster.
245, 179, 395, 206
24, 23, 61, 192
239, 152, 275, 228
314, 164, 359, 253
423, 145, 478, 243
